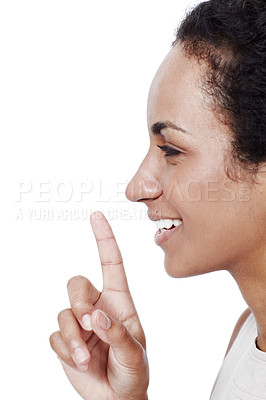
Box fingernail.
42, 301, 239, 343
97, 310, 111, 330
91, 211, 102, 220
82, 314, 92, 331
73, 347, 89, 365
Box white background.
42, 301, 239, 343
1, 1, 247, 399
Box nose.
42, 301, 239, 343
125, 153, 162, 202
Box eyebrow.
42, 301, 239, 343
151, 121, 190, 136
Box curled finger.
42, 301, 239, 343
67, 275, 101, 331
49, 331, 87, 373
58, 308, 91, 371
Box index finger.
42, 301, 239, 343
90, 211, 130, 293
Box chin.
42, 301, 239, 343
163, 254, 214, 278
163, 256, 194, 278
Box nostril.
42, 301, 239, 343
136, 198, 150, 202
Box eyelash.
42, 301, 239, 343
157, 144, 182, 157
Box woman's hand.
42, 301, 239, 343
49, 211, 149, 400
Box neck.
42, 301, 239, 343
229, 248, 266, 351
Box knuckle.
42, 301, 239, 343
141, 334, 147, 350
129, 343, 147, 369
72, 299, 84, 309
117, 323, 130, 343
58, 308, 71, 323
49, 331, 60, 350
116, 324, 146, 364
133, 345, 145, 364
67, 275, 87, 290
71, 300, 90, 317
136, 327, 146, 349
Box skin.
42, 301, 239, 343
126, 43, 266, 348
50, 211, 149, 400
50, 43, 266, 399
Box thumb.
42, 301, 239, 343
90, 309, 146, 369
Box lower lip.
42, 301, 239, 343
154, 224, 183, 246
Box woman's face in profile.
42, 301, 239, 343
126, 44, 265, 278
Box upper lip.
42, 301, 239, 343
148, 211, 182, 221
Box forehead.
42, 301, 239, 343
147, 44, 206, 127
146, 44, 231, 144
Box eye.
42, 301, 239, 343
157, 144, 182, 157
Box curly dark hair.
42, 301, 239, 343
173, 0, 266, 180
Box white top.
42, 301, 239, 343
210, 312, 266, 400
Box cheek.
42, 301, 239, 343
164, 185, 262, 277
163, 158, 242, 216
167, 174, 248, 240
161, 169, 257, 274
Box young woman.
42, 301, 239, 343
50, 0, 266, 399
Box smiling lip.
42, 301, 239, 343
154, 223, 182, 246
148, 212, 182, 221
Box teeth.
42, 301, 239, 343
155, 218, 183, 230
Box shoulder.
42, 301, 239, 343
224, 308, 252, 358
